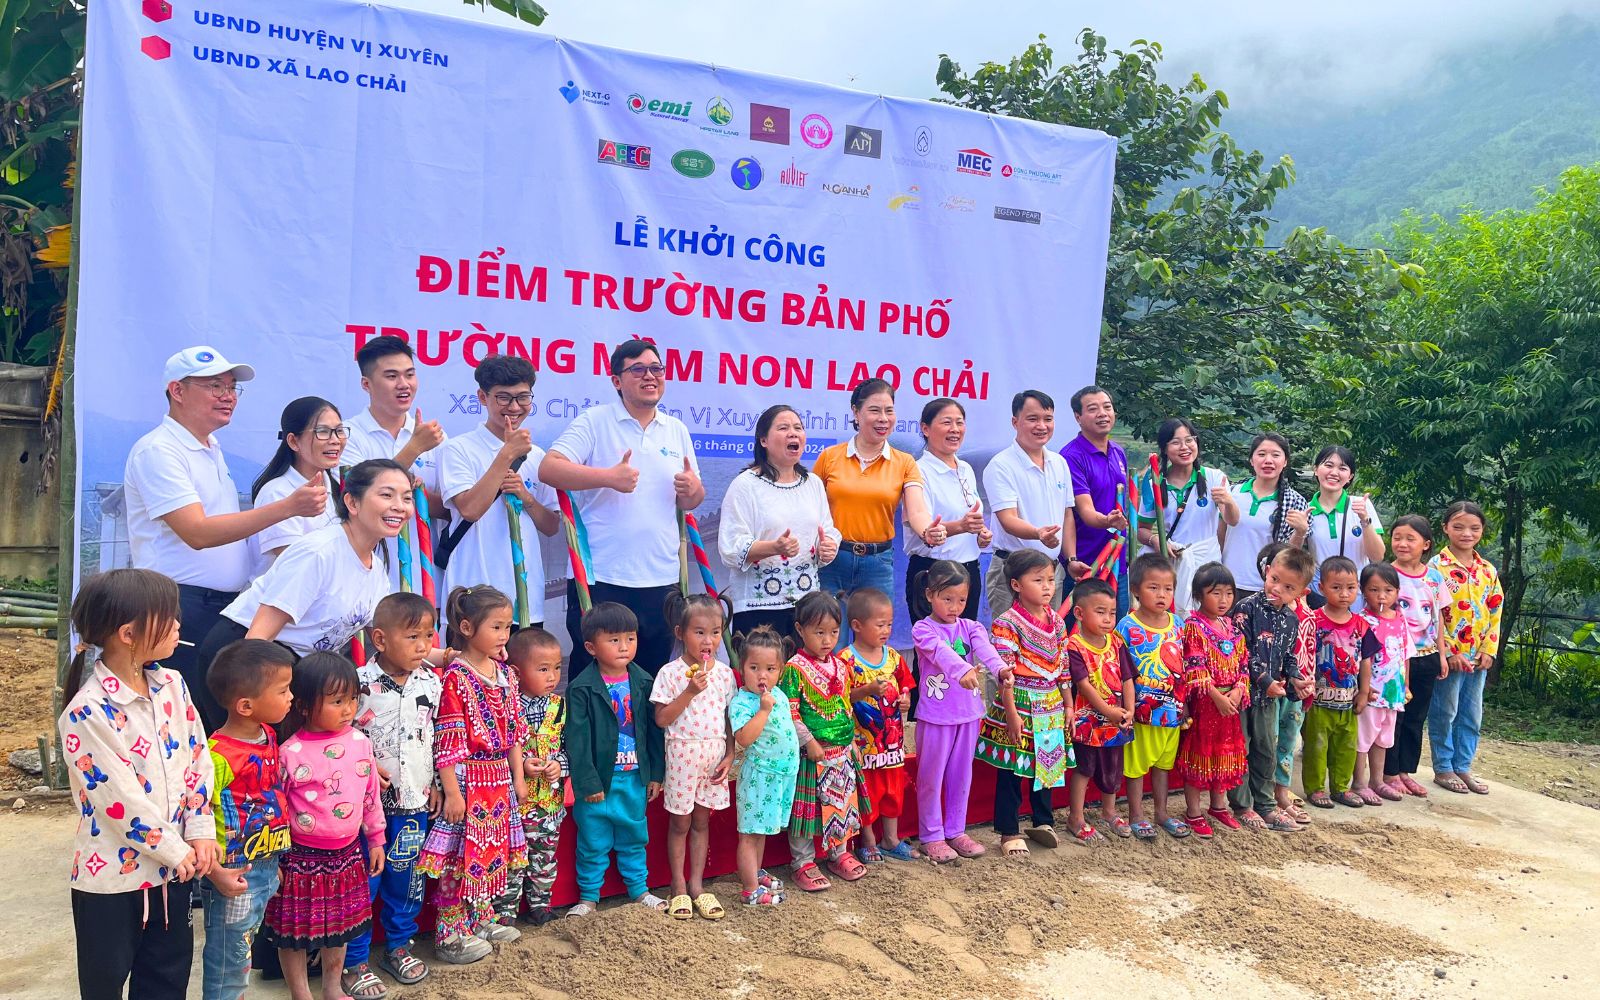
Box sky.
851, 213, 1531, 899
390, 0, 1600, 113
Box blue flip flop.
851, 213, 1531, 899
1159, 817, 1191, 839
881, 840, 918, 861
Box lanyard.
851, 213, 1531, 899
1308, 490, 1358, 557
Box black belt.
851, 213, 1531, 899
995, 549, 1014, 559
176, 584, 238, 602
842, 539, 892, 556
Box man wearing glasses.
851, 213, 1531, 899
124, 346, 327, 727
541, 338, 705, 677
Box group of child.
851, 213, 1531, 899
58, 501, 1501, 1000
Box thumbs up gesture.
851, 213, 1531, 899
608, 449, 640, 493
775, 528, 800, 559
411, 407, 445, 453
497, 413, 532, 463
959, 501, 985, 535
673, 455, 700, 501
816, 526, 839, 565
921, 515, 948, 547
287, 475, 327, 518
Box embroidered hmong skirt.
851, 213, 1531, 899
264, 839, 370, 950
975, 679, 1072, 788
789, 742, 869, 853
1176, 696, 1247, 791
418, 756, 528, 903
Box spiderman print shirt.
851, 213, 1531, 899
1311, 610, 1381, 711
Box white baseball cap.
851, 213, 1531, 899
162, 345, 256, 384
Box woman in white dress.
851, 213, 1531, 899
1135, 418, 1239, 612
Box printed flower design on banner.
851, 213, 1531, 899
926, 673, 950, 701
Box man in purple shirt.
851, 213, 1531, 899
1060, 385, 1132, 613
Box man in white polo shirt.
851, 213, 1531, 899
540, 339, 705, 677
981, 389, 1091, 618
342, 334, 447, 596
123, 346, 325, 728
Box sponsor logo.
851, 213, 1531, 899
780, 160, 808, 188
707, 96, 733, 127
730, 156, 763, 190
994, 205, 1041, 224
1001, 164, 1014, 178
800, 113, 833, 149
195, 350, 216, 362
750, 103, 791, 144
957, 148, 993, 176
888, 186, 921, 211
1003, 164, 1065, 185
914, 125, 932, 157
820, 181, 871, 198
939, 194, 976, 212
560, 79, 609, 106
843, 125, 882, 158
671, 150, 715, 178
628, 92, 694, 122
597, 139, 651, 170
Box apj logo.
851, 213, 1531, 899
628, 92, 693, 122
843, 125, 882, 158
730, 156, 763, 190
800, 114, 833, 149
956, 148, 993, 176
672, 150, 715, 178
598, 139, 651, 170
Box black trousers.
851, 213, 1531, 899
1387, 654, 1443, 776
174, 585, 239, 733
904, 555, 981, 719
731, 608, 795, 649
72, 882, 194, 1000
565, 580, 677, 680
992, 770, 1056, 835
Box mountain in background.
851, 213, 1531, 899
1227, 17, 1600, 246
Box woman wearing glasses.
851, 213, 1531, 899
249, 396, 348, 572
1134, 418, 1239, 613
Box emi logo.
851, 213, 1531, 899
843, 125, 882, 158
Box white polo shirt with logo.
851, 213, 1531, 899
439, 426, 558, 621
123, 416, 251, 591
549, 402, 700, 589
341, 407, 445, 594
981, 441, 1070, 557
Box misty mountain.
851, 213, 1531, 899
1227, 17, 1600, 246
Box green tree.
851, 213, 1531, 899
935, 31, 1420, 462
1302, 165, 1600, 642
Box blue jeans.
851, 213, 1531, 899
200, 855, 280, 1000
820, 546, 895, 647
345, 810, 429, 965
573, 768, 650, 902
1429, 668, 1487, 775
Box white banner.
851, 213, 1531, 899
76, 0, 1115, 585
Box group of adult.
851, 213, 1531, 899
122, 336, 1387, 733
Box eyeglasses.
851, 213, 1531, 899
185, 378, 242, 398
621, 363, 666, 378
492, 392, 534, 407
1170, 435, 1199, 447
311, 425, 350, 441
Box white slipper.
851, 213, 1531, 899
566, 900, 597, 917
634, 891, 669, 911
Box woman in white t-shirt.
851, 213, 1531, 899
718, 405, 842, 640
902, 398, 990, 623
1219, 432, 1310, 601
199, 459, 415, 663
249, 396, 345, 573
1306, 444, 1386, 594
1135, 418, 1239, 612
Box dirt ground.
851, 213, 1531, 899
4, 631, 1599, 999
0, 627, 58, 790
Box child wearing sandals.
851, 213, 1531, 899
566, 602, 668, 915
911, 560, 1009, 864
1065, 578, 1136, 843
1175, 562, 1250, 839
1351, 563, 1410, 806
729, 626, 799, 907
495, 627, 568, 928
652, 593, 738, 921
1116, 553, 1190, 841
1255, 541, 1320, 826
1428, 501, 1503, 797
1382, 515, 1451, 798
783, 591, 870, 890
1228, 546, 1317, 833
1303, 557, 1378, 810
978, 549, 1071, 859
843, 588, 918, 864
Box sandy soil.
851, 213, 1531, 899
0, 628, 59, 790
3, 632, 1597, 999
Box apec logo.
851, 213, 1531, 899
843, 125, 882, 158
730, 156, 763, 190
598, 139, 651, 170
559, 80, 609, 106
957, 148, 993, 176
628, 92, 693, 122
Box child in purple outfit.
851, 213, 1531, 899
910, 560, 1009, 863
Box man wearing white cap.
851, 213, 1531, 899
124, 346, 326, 728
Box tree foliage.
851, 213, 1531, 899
935, 31, 1421, 463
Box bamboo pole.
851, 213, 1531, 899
49, 124, 83, 791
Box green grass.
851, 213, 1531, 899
0, 574, 57, 595
1482, 689, 1600, 744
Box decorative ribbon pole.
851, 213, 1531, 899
1148, 452, 1169, 560
396, 520, 415, 595
413, 485, 437, 610
680, 511, 739, 671
557, 490, 594, 615
504, 494, 531, 628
